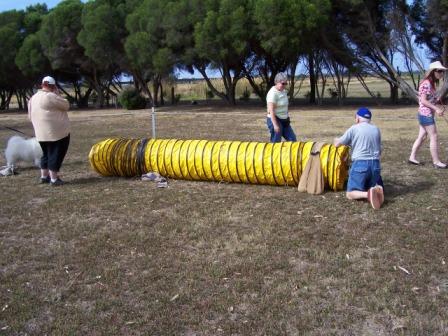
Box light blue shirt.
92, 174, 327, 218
339, 122, 381, 161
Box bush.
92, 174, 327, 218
328, 88, 338, 99
173, 93, 181, 104
118, 87, 147, 110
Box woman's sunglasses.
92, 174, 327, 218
435, 69, 445, 73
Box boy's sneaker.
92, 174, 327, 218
367, 186, 382, 210
40, 176, 51, 184
50, 178, 64, 186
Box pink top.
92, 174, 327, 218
418, 79, 436, 117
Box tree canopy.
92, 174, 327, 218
0, 0, 445, 109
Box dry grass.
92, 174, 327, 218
172, 76, 409, 101
1, 102, 448, 335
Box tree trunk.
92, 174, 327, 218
389, 83, 399, 104
160, 81, 165, 106
196, 66, 239, 104
308, 53, 316, 104
134, 74, 153, 106
78, 88, 92, 108
152, 80, 159, 107
443, 34, 448, 67
15, 91, 23, 110
288, 60, 298, 104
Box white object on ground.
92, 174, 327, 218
4, 135, 42, 167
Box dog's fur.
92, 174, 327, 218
4, 136, 42, 167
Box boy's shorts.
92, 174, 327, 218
347, 159, 382, 192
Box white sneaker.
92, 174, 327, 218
0, 165, 14, 176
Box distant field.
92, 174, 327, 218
173, 75, 416, 102
5, 75, 416, 111
1, 104, 447, 335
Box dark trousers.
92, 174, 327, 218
39, 134, 70, 172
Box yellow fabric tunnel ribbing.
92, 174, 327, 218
88, 138, 350, 191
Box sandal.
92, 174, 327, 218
408, 159, 424, 166
433, 162, 447, 169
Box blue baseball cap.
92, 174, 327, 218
356, 107, 372, 119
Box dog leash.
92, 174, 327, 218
1, 125, 32, 137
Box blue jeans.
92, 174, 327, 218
266, 117, 297, 143
418, 113, 435, 126
347, 159, 382, 192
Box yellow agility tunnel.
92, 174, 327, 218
89, 138, 350, 191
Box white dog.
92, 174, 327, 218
4, 135, 42, 168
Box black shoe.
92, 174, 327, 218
40, 176, 50, 184
50, 178, 64, 186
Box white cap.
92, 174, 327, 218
42, 76, 56, 85
428, 61, 448, 71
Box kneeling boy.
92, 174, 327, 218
334, 107, 384, 209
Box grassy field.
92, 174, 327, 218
173, 76, 411, 102
1, 103, 448, 335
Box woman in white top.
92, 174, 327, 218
266, 72, 297, 143
28, 76, 70, 186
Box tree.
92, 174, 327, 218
125, 0, 179, 106
15, 4, 51, 85
16, 34, 51, 81
39, 0, 95, 108
77, 0, 130, 107
249, 0, 331, 103
411, 0, 448, 99
327, 0, 420, 103
0, 10, 30, 110
194, 0, 252, 104
163, 0, 207, 102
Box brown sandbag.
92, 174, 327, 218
298, 142, 325, 194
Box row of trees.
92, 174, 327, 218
0, 0, 446, 110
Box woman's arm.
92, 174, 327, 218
421, 94, 444, 116
267, 102, 280, 133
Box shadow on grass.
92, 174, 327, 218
7, 165, 39, 172
69, 176, 108, 185
384, 178, 435, 199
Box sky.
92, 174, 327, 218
0, 0, 65, 12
